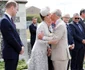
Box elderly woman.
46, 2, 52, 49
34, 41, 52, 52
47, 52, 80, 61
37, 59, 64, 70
28, 7, 55, 70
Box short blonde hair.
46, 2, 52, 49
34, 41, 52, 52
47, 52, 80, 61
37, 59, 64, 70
5, 0, 17, 8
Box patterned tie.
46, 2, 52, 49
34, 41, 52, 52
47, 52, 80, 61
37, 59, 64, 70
11, 18, 16, 27
77, 23, 83, 32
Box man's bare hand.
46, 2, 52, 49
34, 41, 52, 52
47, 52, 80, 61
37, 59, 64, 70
48, 40, 57, 44
69, 44, 74, 50
47, 48, 51, 56
82, 39, 85, 44
20, 46, 24, 55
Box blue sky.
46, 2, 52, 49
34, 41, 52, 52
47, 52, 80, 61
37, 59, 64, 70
26, 0, 85, 17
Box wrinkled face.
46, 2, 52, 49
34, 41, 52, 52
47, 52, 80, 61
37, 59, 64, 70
73, 16, 80, 23
33, 19, 37, 24
50, 13, 55, 21
11, 5, 18, 16
63, 16, 70, 23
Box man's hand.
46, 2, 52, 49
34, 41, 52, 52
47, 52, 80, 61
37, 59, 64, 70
69, 44, 74, 50
48, 40, 57, 44
47, 48, 51, 56
38, 31, 44, 40
82, 39, 85, 44
20, 46, 24, 54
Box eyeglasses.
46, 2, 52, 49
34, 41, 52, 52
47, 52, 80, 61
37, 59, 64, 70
75, 18, 80, 19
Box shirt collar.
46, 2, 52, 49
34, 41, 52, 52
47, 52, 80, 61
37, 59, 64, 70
33, 23, 37, 26
5, 12, 11, 20
80, 16, 84, 20
55, 19, 61, 25
76, 22, 79, 24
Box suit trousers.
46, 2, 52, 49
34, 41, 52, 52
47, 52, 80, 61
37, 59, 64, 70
4, 58, 18, 70
71, 47, 84, 70
48, 56, 54, 70
53, 60, 68, 70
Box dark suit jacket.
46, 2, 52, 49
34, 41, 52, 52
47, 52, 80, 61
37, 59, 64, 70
69, 21, 85, 49
29, 23, 37, 48
66, 24, 74, 45
0, 14, 23, 59
79, 18, 85, 33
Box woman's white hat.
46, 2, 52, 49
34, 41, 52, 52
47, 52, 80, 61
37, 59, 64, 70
40, 7, 50, 16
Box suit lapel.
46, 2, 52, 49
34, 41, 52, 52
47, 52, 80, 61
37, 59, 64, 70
79, 18, 85, 32
4, 14, 16, 29
73, 23, 83, 34
55, 19, 62, 29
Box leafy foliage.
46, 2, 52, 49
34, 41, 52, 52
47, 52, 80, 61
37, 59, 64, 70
0, 59, 28, 70
26, 14, 41, 23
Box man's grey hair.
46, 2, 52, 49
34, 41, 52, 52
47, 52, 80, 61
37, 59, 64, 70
73, 13, 79, 17
52, 9, 62, 17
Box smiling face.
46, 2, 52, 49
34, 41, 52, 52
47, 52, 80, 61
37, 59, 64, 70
63, 14, 70, 23
73, 16, 80, 23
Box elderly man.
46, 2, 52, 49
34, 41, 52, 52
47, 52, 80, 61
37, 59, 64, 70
62, 14, 74, 70
69, 13, 85, 70
50, 9, 71, 70
79, 9, 85, 33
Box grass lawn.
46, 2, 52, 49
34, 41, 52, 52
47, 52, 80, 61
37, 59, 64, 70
26, 29, 30, 39
0, 30, 30, 70
1, 59, 85, 70
0, 59, 28, 70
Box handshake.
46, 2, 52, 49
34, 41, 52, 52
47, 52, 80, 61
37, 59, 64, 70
20, 46, 24, 55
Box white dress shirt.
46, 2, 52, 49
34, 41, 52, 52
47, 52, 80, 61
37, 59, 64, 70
5, 12, 11, 20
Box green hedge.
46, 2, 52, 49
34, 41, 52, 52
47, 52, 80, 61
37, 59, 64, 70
26, 14, 41, 23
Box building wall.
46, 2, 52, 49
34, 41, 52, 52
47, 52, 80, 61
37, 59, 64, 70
16, 4, 27, 29
26, 6, 40, 15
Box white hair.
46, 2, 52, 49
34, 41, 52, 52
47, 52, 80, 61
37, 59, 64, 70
73, 13, 79, 17
52, 9, 62, 17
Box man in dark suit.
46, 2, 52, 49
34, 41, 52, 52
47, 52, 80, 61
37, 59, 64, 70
29, 17, 37, 49
69, 13, 85, 70
62, 14, 74, 70
0, 1, 24, 70
79, 9, 85, 57
79, 9, 85, 32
